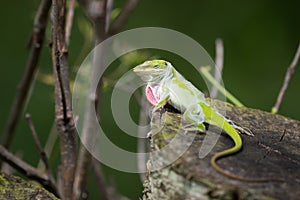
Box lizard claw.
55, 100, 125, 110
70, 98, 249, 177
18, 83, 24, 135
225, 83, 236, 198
234, 125, 254, 136
226, 119, 254, 136
147, 131, 152, 139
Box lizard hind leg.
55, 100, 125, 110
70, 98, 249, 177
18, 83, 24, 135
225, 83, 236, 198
182, 104, 206, 132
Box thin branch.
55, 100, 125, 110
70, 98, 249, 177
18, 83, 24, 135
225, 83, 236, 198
0, 145, 58, 197
37, 0, 75, 171
25, 113, 50, 171
109, 0, 138, 34
200, 66, 244, 107
272, 43, 300, 114
25, 114, 57, 194
73, 1, 108, 199
95, 0, 109, 42
51, 0, 77, 199
105, 0, 114, 32
65, 0, 75, 46
56, 166, 63, 198
74, 1, 138, 199
73, 146, 92, 200
211, 38, 224, 98
37, 123, 58, 170
1, 0, 51, 150
93, 159, 128, 200
92, 158, 112, 200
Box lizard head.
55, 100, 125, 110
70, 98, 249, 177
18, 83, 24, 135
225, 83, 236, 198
133, 60, 172, 82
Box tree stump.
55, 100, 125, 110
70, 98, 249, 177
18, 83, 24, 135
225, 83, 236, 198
142, 100, 300, 200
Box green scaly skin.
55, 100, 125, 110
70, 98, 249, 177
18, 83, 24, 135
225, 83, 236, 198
134, 60, 283, 182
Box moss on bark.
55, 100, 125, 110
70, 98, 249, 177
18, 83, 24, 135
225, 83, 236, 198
0, 172, 59, 200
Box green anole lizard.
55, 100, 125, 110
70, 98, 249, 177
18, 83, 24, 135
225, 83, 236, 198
133, 59, 283, 182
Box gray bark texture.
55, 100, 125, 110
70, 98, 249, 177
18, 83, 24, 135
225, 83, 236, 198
142, 100, 300, 200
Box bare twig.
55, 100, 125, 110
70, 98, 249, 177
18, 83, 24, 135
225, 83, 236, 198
105, 0, 114, 32
95, 0, 109, 42
200, 66, 244, 107
92, 158, 112, 200
0, 145, 58, 196
211, 38, 224, 98
25, 113, 50, 171
51, 0, 77, 199
73, 1, 108, 199
1, 0, 51, 150
109, 0, 138, 34
272, 43, 300, 114
73, 146, 92, 200
37, 124, 58, 170
65, 0, 75, 46
56, 166, 63, 198
74, 0, 138, 199
37, 0, 75, 172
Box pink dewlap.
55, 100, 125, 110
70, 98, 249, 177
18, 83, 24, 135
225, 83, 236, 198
145, 85, 158, 105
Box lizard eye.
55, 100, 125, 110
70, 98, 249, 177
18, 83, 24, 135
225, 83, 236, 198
164, 62, 168, 66
153, 64, 159, 69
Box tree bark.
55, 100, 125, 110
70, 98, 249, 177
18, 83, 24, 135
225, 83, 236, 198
0, 172, 58, 200
51, 0, 77, 199
142, 100, 300, 200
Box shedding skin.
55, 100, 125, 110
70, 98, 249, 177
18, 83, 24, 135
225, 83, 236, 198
134, 60, 284, 182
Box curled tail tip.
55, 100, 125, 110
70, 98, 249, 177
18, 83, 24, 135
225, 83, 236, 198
210, 156, 285, 183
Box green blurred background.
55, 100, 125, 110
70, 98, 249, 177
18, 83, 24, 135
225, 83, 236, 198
0, 0, 299, 199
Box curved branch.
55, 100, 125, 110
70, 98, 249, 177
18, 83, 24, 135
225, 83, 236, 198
0, 145, 58, 196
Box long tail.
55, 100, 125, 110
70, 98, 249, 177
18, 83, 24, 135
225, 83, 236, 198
210, 149, 284, 182
200, 102, 284, 182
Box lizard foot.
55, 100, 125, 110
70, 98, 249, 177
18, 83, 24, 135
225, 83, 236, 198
233, 125, 254, 136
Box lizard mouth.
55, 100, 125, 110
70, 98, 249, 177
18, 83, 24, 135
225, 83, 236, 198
134, 71, 164, 82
